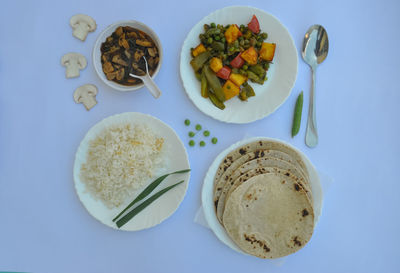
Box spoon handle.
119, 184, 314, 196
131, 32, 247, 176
141, 74, 162, 99
305, 68, 318, 147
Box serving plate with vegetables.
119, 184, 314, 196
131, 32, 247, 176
180, 6, 298, 123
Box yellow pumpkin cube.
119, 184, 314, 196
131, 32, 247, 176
229, 73, 247, 86
192, 43, 206, 57
222, 80, 240, 100
259, 42, 276, 61
241, 46, 258, 65
209, 57, 223, 73
224, 24, 242, 44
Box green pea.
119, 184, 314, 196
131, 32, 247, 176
184, 119, 190, 126
211, 137, 218, 144
242, 65, 248, 70
256, 41, 262, 47
195, 124, 202, 131
261, 32, 268, 39
214, 36, 220, 41
189, 140, 195, 147
221, 37, 226, 43
203, 130, 210, 137
207, 37, 213, 44
210, 22, 216, 28
199, 141, 206, 147
188, 131, 195, 137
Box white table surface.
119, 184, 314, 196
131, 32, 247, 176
1, 0, 399, 272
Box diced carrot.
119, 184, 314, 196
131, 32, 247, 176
230, 53, 245, 68
216, 66, 231, 80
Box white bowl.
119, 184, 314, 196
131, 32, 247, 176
92, 20, 163, 92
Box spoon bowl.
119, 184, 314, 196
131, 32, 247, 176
302, 25, 329, 147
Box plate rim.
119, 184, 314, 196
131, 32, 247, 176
179, 5, 298, 124
73, 112, 190, 231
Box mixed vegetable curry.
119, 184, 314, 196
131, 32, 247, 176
190, 15, 276, 109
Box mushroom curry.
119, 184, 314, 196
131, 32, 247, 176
100, 26, 159, 86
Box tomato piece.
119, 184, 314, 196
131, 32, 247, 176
230, 53, 245, 68
247, 15, 260, 34
216, 66, 231, 80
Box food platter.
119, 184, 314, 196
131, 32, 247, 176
73, 112, 190, 231
201, 137, 323, 255
180, 6, 298, 123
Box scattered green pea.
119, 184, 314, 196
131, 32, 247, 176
189, 140, 195, 147
200, 141, 206, 147
188, 131, 195, 137
211, 137, 218, 144
184, 119, 190, 126
195, 124, 202, 131
203, 130, 210, 137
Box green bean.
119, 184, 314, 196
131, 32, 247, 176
204, 65, 225, 102
209, 93, 226, 110
190, 51, 211, 72
249, 64, 265, 77
116, 180, 185, 228
211, 41, 225, 51
291, 91, 303, 137
243, 84, 255, 97
113, 170, 190, 222
200, 69, 209, 98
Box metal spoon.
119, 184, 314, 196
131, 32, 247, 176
302, 25, 328, 147
129, 56, 162, 99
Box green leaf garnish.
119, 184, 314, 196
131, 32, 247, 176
116, 180, 185, 228
112, 169, 190, 222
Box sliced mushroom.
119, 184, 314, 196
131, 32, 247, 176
73, 84, 98, 110
70, 14, 96, 41
147, 47, 156, 57
136, 39, 153, 47
102, 62, 114, 73
134, 49, 144, 62
112, 55, 128, 66
61, 52, 87, 78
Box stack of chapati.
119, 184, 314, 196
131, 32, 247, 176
213, 140, 315, 259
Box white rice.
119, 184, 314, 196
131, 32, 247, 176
80, 123, 165, 208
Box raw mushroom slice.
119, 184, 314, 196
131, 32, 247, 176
70, 14, 97, 41
61, 52, 87, 78
73, 84, 98, 110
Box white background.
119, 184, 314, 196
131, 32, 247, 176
1, 0, 399, 272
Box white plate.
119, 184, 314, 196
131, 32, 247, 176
180, 6, 298, 124
202, 137, 323, 254
73, 112, 190, 231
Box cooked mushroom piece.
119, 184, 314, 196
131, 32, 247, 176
70, 14, 97, 41
73, 84, 98, 110
61, 52, 87, 78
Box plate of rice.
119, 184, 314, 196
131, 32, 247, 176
73, 112, 190, 231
